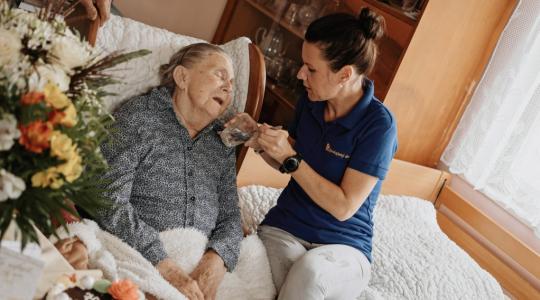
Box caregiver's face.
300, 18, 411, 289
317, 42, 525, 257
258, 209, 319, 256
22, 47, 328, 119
184, 52, 234, 119
297, 42, 342, 101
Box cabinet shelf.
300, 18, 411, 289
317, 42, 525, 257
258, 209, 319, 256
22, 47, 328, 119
214, 0, 419, 125
244, 0, 304, 39
215, 0, 516, 167
266, 79, 297, 111
364, 0, 418, 26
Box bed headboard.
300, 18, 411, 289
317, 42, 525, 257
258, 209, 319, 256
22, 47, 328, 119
237, 148, 451, 203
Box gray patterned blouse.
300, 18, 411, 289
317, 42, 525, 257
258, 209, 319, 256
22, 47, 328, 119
97, 86, 242, 271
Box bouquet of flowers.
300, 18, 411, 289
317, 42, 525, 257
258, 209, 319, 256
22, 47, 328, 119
46, 274, 143, 300
0, 0, 150, 247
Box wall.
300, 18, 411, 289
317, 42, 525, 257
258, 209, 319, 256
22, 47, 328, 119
382, 0, 517, 167
114, 0, 227, 41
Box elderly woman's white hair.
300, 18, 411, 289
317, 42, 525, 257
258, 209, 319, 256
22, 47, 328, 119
159, 43, 229, 90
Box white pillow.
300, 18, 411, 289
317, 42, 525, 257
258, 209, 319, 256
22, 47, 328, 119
95, 15, 250, 115
238, 185, 281, 234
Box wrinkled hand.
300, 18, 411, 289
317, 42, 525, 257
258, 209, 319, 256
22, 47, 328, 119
80, 0, 111, 26
190, 250, 227, 300
54, 237, 89, 270
157, 258, 204, 300
257, 124, 296, 163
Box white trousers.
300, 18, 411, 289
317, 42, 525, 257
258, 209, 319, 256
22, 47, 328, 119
258, 225, 371, 300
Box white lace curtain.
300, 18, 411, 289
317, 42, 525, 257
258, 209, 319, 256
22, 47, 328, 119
442, 0, 540, 237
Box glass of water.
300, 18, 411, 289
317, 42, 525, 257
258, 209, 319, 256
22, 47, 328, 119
219, 114, 259, 147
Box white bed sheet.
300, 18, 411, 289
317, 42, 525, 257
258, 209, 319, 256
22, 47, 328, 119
238, 185, 505, 300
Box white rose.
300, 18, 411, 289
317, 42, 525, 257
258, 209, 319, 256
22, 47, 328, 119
0, 28, 22, 67
0, 169, 26, 202
28, 64, 70, 92
0, 113, 20, 151
78, 275, 95, 290
50, 34, 91, 71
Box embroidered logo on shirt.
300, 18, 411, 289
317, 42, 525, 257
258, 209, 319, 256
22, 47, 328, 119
325, 143, 350, 159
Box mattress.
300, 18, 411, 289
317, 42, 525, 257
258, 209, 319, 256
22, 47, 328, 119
238, 185, 505, 300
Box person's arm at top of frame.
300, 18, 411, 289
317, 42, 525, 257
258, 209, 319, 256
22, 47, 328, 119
80, 0, 111, 26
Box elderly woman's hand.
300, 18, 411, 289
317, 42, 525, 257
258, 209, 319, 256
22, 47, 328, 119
80, 0, 111, 26
157, 258, 204, 300
190, 250, 227, 300
54, 237, 89, 270
257, 124, 296, 164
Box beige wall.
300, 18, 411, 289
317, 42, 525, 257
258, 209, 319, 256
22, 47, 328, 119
114, 0, 227, 41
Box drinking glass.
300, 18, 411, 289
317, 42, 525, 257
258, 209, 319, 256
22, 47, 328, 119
219, 114, 259, 147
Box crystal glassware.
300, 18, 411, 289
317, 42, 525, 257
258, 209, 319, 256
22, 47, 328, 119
219, 114, 259, 147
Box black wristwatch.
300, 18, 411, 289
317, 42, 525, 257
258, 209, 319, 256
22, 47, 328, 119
279, 153, 303, 174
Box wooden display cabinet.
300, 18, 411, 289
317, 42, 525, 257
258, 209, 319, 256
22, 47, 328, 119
213, 0, 427, 127
215, 0, 517, 168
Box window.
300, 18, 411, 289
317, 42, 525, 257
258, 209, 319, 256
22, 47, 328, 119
442, 0, 540, 237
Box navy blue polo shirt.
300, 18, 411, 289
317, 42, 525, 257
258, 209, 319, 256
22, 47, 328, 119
261, 80, 397, 262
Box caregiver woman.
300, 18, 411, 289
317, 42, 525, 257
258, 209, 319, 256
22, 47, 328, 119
255, 8, 397, 299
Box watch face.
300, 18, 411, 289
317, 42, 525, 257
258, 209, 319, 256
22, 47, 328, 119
285, 157, 299, 171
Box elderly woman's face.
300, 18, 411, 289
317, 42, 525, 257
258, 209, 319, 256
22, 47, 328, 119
181, 52, 234, 119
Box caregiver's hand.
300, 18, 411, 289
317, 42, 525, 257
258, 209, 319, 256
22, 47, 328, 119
80, 0, 111, 26
257, 124, 296, 164
190, 250, 227, 300
157, 258, 204, 300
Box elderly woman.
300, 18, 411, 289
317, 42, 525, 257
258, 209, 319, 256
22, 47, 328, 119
97, 43, 242, 300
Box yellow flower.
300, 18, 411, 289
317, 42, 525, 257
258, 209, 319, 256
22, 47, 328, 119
31, 167, 64, 189
33, 131, 83, 188
43, 82, 70, 109
50, 131, 77, 161
57, 151, 83, 183
60, 103, 78, 127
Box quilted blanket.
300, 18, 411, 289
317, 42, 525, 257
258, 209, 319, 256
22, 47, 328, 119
238, 185, 505, 300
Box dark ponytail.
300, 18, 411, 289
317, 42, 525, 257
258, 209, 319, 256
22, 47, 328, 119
305, 7, 385, 75
358, 7, 385, 41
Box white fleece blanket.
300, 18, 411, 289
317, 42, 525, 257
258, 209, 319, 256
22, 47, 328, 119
238, 185, 505, 300
59, 220, 275, 300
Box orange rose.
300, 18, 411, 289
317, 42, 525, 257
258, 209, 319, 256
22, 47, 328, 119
107, 279, 139, 300
20, 91, 45, 105
48, 110, 66, 125
18, 121, 52, 153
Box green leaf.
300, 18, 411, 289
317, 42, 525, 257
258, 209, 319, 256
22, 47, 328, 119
93, 279, 112, 293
